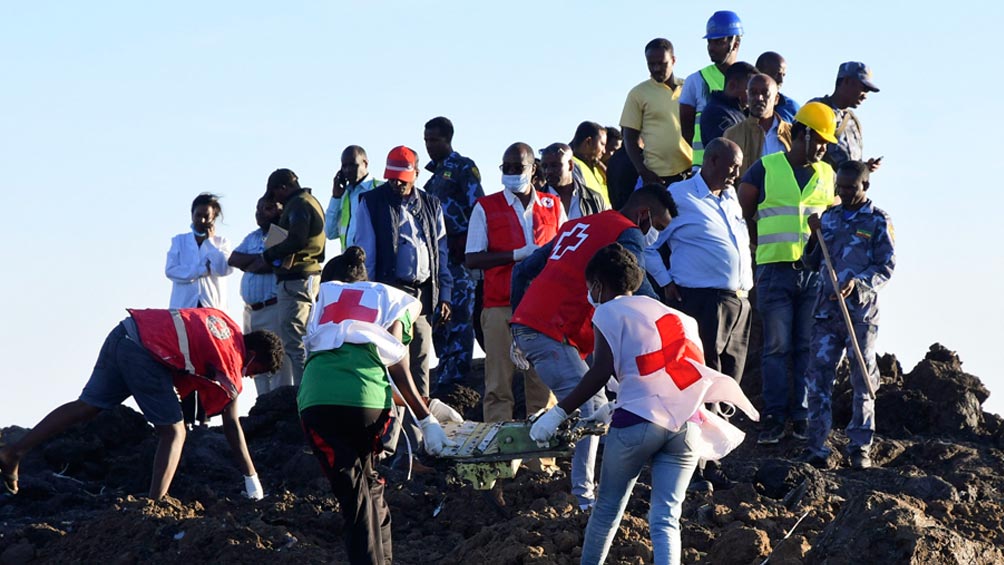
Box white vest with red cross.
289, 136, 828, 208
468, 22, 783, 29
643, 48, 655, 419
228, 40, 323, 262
591, 295, 759, 460
128, 308, 245, 417
303, 281, 422, 366
511, 210, 636, 357
480, 191, 563, 309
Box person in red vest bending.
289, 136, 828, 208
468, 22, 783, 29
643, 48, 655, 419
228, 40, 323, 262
465, 142, 565, 425
0, 309, 284, 501
510, 184, 677, 509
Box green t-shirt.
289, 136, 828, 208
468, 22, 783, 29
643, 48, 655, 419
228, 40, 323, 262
296, 311, 413, 412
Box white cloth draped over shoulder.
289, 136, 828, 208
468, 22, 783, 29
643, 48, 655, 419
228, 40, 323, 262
591, 295, 759, 461
303, 281, 422, 366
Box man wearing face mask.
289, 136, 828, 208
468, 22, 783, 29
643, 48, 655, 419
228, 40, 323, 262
540, 142, 608, 220
510, 184, 676, 510
465, 143, 565, 425
738, 102, 839, 446
324, 145, 382, 254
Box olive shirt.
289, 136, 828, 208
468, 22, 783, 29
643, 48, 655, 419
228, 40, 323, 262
262, 188, 326, 281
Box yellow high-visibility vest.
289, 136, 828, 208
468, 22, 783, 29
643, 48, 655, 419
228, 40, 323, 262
693, 64, 725, 166
756, 152, 835, 264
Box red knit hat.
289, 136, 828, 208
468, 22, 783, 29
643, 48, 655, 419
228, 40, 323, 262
384, 146, 419, 182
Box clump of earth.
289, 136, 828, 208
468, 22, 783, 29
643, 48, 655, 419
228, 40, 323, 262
2, 344, 1002, 564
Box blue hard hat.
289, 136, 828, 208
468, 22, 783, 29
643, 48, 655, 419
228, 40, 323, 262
704, 10, 743, 39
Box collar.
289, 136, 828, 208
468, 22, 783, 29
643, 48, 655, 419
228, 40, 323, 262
546, 176, 586, 197
503, 187, 538, 207
650, 76, 684, 90
834, 199, 874, 216
693, 172, 735, 201
425, 151, 459, 173
349, 174, 374, 189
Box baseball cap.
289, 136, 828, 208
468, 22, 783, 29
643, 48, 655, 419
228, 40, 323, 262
837, 62, 880, 92
384, 146, 419, 182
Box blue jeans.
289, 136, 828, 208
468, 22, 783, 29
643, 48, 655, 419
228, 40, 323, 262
756, 263, 820, 423
581, 422, 699, 565
512, 324, 605, 506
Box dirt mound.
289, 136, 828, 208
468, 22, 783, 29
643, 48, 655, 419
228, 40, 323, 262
2, 343, 1003, 564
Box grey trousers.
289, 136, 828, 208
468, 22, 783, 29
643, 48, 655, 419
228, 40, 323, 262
277, 275, 319, 387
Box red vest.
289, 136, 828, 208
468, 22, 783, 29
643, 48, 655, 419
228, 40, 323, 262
480, 191, 563, 308
128, 308, 245, 417
511, 210, 637, 357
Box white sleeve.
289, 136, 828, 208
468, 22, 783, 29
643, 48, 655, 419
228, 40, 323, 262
679, 72, 702, 108
324, 196, 343, 240
465, 202, 489, 254
165, 235, 204, 282
205, 235, 234, 276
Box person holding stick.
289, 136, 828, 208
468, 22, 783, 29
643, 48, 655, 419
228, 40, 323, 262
801, 160, 895, 469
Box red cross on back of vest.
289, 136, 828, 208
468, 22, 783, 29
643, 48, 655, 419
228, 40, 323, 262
319, 289, 378, 325
635, 314, 705, 390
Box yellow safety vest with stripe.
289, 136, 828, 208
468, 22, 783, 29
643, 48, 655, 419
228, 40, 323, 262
693, 64, 725, 166
756, 152, 835, 264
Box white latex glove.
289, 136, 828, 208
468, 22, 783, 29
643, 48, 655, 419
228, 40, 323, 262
244, 474, 264, 500
510, 340, 530, 371
428, 398, 463, 424
529, 405, 568, 446
419, 414, 457, 456
513, 243, 539, 262
583, 401, 615, 426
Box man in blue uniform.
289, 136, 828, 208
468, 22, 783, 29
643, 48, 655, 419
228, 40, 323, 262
802, 160, 895, 469
423, 116, 485, 388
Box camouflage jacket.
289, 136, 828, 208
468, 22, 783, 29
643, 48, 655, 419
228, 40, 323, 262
423, 151, 484, 237
804, 200, 895, 325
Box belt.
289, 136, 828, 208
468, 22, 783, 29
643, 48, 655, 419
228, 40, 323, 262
767, 260, 805, 270
679, 286, 749, 299
249, 297, 278, 311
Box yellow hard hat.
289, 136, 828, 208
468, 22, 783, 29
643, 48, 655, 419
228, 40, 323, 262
794, 102, 838, 144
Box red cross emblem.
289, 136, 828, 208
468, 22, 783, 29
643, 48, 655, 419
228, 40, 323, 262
319, 289, 378, 325
635, 314, 704, 390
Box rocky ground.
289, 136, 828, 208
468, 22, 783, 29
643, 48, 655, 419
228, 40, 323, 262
2, 344, 1002, 564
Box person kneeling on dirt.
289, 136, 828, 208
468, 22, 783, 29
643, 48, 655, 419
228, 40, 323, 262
0, 308, 283, 501
530, 244, 758, 565
299, 246, 455, 565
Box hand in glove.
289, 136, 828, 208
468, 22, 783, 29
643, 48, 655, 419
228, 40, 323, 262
244, 474, 265, 500
512, 244, 539, 262
428, 398, 464, 424
420, 414, 457, 456
529, 405, 568, 446
510, 340, 530, 371
583, 401, 615, 426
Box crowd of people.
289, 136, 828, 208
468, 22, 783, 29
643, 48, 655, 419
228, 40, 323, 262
0, 10, 898, 565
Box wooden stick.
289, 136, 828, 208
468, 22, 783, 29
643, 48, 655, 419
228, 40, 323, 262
813, 227, 877, 399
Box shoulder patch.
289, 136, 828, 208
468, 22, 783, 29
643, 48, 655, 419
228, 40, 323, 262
206, 315, 233, 340
470, 166, 481, 181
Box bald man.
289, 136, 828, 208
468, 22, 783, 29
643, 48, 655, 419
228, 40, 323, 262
724, 73, 793, 175
643, 138, 751, 490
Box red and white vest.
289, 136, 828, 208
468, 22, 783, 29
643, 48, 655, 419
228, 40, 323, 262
480, 191, 563, 309
511, 210, 636, 357
128, 308, 245, 417
591, 295, 759, 460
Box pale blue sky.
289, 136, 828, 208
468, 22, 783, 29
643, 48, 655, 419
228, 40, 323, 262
3, 1, 1001, 425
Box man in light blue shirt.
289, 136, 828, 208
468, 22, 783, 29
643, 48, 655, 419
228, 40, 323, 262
228, 197, 294, 394
324, 145, 382, 253
645, 137, 752, 379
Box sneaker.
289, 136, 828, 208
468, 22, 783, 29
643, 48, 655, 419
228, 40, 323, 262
849, 452, 872, 469
757, 417, 786, 445
798, 449, 829, 469
791, 420, 808, 440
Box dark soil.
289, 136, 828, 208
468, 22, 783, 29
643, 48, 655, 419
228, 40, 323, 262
2, 346, 1002, 564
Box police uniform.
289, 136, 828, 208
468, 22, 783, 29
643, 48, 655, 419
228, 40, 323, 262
424, 152, 484, 385
803, 200, 895, 459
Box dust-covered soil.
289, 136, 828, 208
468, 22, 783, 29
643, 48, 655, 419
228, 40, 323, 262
2, 345, 1003, 564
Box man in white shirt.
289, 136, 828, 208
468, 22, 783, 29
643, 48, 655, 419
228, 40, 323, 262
465, 142, 565, 423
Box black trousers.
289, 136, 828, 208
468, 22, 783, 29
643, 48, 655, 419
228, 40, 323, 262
301, 405, 393, 565
674, 286, 752, 382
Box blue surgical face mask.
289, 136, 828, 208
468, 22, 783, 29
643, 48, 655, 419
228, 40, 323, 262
644, 225, 661, 247
501, 173, 531, 194
191, 223, 208, 237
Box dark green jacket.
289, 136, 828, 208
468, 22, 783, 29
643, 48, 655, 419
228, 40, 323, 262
263, 189, 326, 280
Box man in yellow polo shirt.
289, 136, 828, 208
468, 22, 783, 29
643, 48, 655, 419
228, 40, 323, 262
620, 37, 693, 187
570, 121, 609, 206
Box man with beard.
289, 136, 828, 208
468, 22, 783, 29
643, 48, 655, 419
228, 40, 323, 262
724, 73, 793, 175
810, 62, 883, 172
681, 10, 743, 166
737, 102, 839, 445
